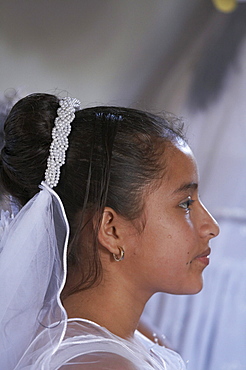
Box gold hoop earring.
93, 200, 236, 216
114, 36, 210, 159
113, 246, 125, 262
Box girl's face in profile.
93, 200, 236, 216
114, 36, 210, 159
124, 141, 220, 297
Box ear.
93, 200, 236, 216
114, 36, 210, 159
97, 207, 123, 255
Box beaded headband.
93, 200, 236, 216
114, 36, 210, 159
44, 97, 81, 188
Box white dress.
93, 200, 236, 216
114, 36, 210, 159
30, 319, 186, 370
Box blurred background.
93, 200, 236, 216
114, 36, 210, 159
1, 1, 246, 369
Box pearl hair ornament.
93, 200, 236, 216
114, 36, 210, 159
44, 97, 81, 188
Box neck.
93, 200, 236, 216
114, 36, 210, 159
63, 275, 148, 339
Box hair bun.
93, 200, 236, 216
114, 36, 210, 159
0, 93, 59, 205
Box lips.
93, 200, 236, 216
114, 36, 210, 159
194, 247, 211, 266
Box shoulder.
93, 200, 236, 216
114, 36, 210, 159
51, 321, 186, 369
49, 321, 145, 369
59, 352, 138, 369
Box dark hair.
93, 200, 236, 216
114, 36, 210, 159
0, 93, 185, 293
0, 90, 21, 205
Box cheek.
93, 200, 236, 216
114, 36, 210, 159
164, 225, 198, 265
136, 213, 198, 262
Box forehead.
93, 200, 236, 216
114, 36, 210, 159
163, 142, 198, 193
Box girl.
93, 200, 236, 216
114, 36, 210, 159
0, 94, 219, 369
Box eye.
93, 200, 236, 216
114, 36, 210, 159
179, 196, 195, 212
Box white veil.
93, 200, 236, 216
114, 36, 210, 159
0, 182, 69, 369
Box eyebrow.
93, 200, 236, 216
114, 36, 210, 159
172, 182, 198, 194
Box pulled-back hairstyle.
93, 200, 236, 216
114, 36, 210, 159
0, 93, 185, 293
0, 90, 19, 206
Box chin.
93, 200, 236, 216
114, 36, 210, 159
187, 280, 204, 295
189, 286, 203, 295
174, 279, 204, 295
160, 275, 204, 295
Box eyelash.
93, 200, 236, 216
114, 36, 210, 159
179, 196, 195, 212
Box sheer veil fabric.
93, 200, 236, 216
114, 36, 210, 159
0, 183, 186, 369
0, 183, 68, 369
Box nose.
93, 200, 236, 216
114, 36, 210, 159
199, 203, 220, 240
